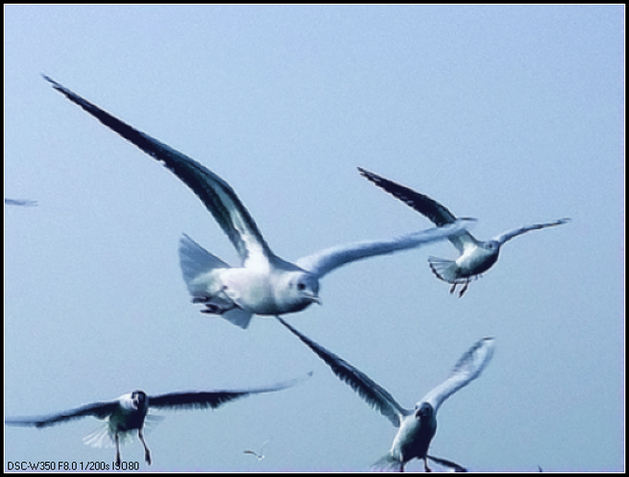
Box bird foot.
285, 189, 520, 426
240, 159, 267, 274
449, 280, 470, 297
458, 281, 469, 297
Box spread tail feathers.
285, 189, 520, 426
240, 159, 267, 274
179, 234, 229, 288
82, 424, 116, 449
219, 308, 254, 329
428, 257, 460, 283
178, 234, 253, 329
372, 453, 404, 472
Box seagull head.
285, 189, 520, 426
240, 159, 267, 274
130, 390, 148, 412
483, 240, 500, 252
284, 272, 321, 311
110, 390, 149, 433
414, 402, 434, 423
477, 239, 501, 264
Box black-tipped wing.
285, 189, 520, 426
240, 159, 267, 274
277, 316, 408, 427
358, 167, 458, 226
148, 373, 311, 411
43, 75, 272, 264
5, 401, 119, 428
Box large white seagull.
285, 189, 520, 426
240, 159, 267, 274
44, 76, 471, 328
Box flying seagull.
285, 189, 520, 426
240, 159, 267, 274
43, 76, 471, 329
277, 316, 494, 472
358, 167, 570, 297
6, 374, 311, 466
5, 198, 37, 206
243, 439, 270, 460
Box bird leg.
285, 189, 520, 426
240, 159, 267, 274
138, 428, 152, 465
114, 433, 121, 466
458, 280, 470, 298
193, 294, 240, 315
423, 457, 432, 472
449, 280, 471, 297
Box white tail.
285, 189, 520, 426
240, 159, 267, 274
178, 234, 229, 289
428, 257, 459, 283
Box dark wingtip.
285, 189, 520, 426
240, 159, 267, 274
357, 166, 379, 181
42, 73, 60, 89
42, 74, 73, 98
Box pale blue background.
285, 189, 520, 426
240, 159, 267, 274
5, 5, 624, 472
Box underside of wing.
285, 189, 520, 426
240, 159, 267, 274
296, 221, 470, 278
358, 168, 458, 226
5, 401, 118, 428
44, 75, 272, 263
277, 316, 407, 427
492, 218, 571, 245
148, 373, 310, 411
420, 337, 494, 412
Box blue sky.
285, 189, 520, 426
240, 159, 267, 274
4, 5, 624, 472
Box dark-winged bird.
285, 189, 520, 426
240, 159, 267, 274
359, 167, 569, 296
43, 76, 471, 329
278, 316, 493, 472
6, 374, 310, 466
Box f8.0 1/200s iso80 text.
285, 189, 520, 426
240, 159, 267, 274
6, 460, 140, 471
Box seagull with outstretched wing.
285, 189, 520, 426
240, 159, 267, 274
43, 76, 471, 329
359, 167, 570, 296
243, 439, 270, 460
277, 316, 494, 472
6, 374, 310, 466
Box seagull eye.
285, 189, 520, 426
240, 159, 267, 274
297, 283, 306, 291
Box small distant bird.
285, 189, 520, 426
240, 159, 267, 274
243, 439, 270, 460
5, 198, 37, 206
43, 76, 471, 329
358, 167, 570, 296
6, 374, 310, 466
278, 316, 494, 472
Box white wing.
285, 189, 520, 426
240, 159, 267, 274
277, 316, 409, 427
492, 218, 570, 245
419, 337, 494, 413
43, 75, 272, 265
295, 220, 473, 278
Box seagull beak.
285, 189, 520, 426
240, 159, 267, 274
307, 294, 322, 305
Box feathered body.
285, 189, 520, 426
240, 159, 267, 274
6, 376, 309, 466
278, 316, 494, 472
44, 75, 470, 328
359, 167, 569, 296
